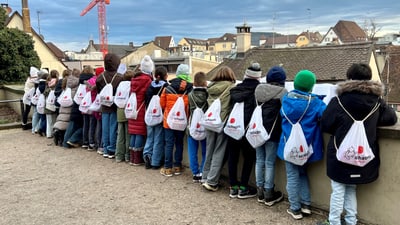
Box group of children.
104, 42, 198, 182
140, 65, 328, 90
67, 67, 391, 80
23, 54, 397, 224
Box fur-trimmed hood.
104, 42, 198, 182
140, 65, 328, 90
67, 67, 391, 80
336, 80, 384, 97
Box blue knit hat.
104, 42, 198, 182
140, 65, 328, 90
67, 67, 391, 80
266, 66, 286, 85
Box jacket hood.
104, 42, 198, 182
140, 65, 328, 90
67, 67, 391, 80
207, 81, 234, 97
337, 80, 383, 96
255, 83, 287, 103
104, 53, 121, 72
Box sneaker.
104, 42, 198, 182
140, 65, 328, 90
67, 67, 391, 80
160, 168, 173, 177
81, 144, 88, 148
257, 187, 265, 203
192, 174, 202, 183
173, 166, 183, 175
97, 148, 104, 155
238, 186, 257, 199
87, 144, 95, 151
264, 190, 284, 206
108, 154, 115, 159
103, 153, 109, 158
115, 158, 123, 163
66, 141, 80, 148
316, 220, 330, 225
143, 155, 152, 169
287, 208, 303, 220
300, 204, 312, 215
202, 182, 218, 192
229, 185, 239, 198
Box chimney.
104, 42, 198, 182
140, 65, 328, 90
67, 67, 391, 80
21, 0, 32, 33
235, 22, 251, 58
129, 42, 134, 48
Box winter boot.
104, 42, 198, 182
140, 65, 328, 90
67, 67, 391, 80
53, 129, 60, 146
132, 148, 144, 166
129, 148, 136, 165
264, 188, 283, 206
257, 186, 265, 203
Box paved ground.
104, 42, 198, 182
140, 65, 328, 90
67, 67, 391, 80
0, 128, 327, 225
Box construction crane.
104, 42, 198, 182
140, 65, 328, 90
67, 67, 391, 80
80, 0, 110, 57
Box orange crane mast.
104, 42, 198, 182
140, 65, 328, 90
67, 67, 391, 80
80, 0, 110, 57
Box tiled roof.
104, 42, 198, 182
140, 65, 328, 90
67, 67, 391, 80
333, 20, 367, 43
183, 38, 208, 46
154, 36, 172, 50
264, 35, 297, 45
297, 31, 323, 42
207, 37, 219, 45
215, 33, 236, 43
207, 43, 374, 81
46, 42, 66, 60
381, 45, 400, 103
92, 43, 136, 58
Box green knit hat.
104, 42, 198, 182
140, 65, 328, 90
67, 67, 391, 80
294, 70, 316, 92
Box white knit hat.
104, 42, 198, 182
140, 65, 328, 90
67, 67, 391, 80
140, 55, 154, 74
244, 62, 262, 79
30, 66, 39, 78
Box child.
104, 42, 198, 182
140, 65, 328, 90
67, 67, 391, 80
201, 66, 236, 191
88, 67, 104, 153
115, 70, 134, 162
317, 64, 397, 225
227, 62, 261, 199
53, 69, 72, 146
254, 66, 287, 205
44, 70, 59, 138
36, 71, 48, 137
142, 66, 169, 169
22, 66, 38, 130
187, 71, 208, 182
80, 66, 94, 149
128, 55, 154, 165
96, 54, 123, 158
277, 70, 326, 220
159, 64, 193, 176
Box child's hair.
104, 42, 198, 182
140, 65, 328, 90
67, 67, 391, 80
72, 68, 81, 78
210, 66, 236, 83
154, 66, 168, 83
82, 65, 94, 74
61, 69, 71, 79
346, 63, 372, 80
193, 71, 207, 87
123, 70, 135, 81
50, 70, 59, 79
40, 73, 48, 80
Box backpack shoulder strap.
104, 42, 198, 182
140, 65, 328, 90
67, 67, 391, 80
281, 95, 311, 125
336, 96, 380, 122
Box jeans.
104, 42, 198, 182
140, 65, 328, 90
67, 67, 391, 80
38, 113, 46, 133
228, 138, 256, 187
63, 120, 83, 148
187, 136, 206, 175
255, 141, 278, 189
82, 114, 96, 145
116, 122, 130, 160
329, 180, 357, 225
102, 112, 118, 154
164, 128, 184, 168
31, 106, 40, 133
285, 161, 311, 211
46, 114, 56, 138
95, 118, 102, 149
129, 134, 145, 149
202, 130, 228, 186
143, 124, 165, 167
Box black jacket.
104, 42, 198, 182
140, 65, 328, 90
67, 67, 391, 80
254, 83, 287, 142
321, 80, 397, 184
229, 78, 260, 127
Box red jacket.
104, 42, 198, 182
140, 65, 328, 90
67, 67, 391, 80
128, 73, 153, 135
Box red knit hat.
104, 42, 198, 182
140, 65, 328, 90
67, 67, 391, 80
95, 67, 104, 76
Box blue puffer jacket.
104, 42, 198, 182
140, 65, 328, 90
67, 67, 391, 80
277, 89, 327, 163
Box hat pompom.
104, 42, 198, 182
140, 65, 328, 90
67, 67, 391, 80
266, 66, 286, 85
140, 55, 154, 74
294, 70, 316, 93
245, 62, 262, 79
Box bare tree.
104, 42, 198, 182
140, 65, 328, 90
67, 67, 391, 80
363, 18, 382, 40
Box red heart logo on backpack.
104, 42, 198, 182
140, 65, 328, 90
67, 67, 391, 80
196, 123, 200, 128
153, 108, 157, 113
252, 123, 256, 129
358, 146, 364, 154
230, 118, 235, 123
176, 111, 181, 116
208, 112, 212, 117
299, 145, 304, 152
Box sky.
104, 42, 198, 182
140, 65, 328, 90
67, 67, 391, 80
6, 0, 400, 52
